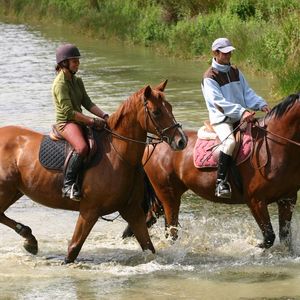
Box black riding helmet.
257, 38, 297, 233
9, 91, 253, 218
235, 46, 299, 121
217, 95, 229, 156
56, 44, 81, 64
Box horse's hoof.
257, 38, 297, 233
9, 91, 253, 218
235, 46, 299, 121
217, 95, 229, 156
257, 242, 265, 249
171, 234, 178, 241
63, 257, 74, 264
23, 240, 38, 255
146, 217, 157, 228
165, 226, 179, 241
257, 242, 273, 249
148, 246, 156, 254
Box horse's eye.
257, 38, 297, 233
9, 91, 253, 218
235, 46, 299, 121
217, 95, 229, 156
152, 109, 161, 117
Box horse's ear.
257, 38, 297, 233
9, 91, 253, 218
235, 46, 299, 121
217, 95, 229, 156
144, 85, 152, 99
155, 79, 168, 92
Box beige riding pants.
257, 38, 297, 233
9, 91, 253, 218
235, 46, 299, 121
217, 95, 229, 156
212, 122, 236, 156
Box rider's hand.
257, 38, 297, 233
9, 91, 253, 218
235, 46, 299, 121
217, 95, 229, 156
261, 105, 271, 113
241, 111, 255, 123
103, 113, 109, 121
92, 117, 106, 130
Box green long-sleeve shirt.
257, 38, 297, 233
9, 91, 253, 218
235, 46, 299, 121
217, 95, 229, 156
52, 71, 95, 124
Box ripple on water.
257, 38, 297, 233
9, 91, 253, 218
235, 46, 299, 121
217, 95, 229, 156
0, 21, 299, 300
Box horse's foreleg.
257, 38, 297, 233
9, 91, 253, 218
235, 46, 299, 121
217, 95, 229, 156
65, 212, 98, 263
120, 206, 155, 253
277, 196, 296, 251
248, 198, 275, 248
0, 213, 38, 254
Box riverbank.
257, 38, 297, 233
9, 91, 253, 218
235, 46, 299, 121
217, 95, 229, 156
0, 0, 299, 96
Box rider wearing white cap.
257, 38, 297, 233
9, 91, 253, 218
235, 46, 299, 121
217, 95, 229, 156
201, 37, 271, 199
211, 37, 236, 53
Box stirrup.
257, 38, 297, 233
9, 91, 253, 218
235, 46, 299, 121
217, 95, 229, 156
215, 180, 231, 199
70, 184, 81, 201
62, 184, 81, 201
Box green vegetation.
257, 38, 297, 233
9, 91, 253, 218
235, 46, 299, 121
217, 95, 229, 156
0, 0, 299, 95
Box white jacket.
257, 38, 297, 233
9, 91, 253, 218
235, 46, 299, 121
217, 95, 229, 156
201, 59, 267, 125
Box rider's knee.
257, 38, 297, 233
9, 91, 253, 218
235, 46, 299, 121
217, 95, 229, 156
223, 137, 236, 156
75, 144, 89, 157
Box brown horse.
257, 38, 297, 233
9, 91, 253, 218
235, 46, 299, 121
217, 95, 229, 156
127, 93, 300, 250
0, 80, 187, 263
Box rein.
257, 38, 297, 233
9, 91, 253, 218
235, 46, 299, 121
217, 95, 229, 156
103, 94, 182, 167
253, 121, 300, 147
103, 126, 163, 146
103, 125, 162, 168
245, 119, 300, 170
103, 94, 181, 146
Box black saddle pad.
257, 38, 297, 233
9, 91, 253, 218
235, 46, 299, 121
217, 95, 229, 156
39, 130, 105, 171
39, 136, 68, 171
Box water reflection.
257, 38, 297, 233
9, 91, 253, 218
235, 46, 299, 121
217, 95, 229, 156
0, 21, 296, 300
0, 22, 275, 132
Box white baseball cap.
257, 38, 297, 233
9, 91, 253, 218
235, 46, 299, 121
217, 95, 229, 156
212, 38, 235, 53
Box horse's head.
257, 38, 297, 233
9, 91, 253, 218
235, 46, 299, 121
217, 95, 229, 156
264, 93, 300, 129
256, 92, 300, 148
141, 80, 187, 150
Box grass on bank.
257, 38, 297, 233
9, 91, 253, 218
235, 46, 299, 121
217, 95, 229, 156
0, 0, 299, 96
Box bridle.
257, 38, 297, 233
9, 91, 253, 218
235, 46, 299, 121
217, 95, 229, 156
103, 94, 182, 167
143, 96, 182, 145
104, 95, 182, 146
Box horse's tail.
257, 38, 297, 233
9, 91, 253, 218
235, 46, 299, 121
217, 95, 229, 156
141, 169, 158, 213
122, 168, 164, 239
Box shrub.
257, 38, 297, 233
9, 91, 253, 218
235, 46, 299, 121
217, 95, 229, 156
229, 0, 256, 21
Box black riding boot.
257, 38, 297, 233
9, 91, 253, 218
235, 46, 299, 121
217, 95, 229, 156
215, 151, 232, 199
62, 152, 84, 201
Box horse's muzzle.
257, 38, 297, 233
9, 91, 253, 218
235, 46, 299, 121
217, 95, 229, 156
171, 129, 188, 151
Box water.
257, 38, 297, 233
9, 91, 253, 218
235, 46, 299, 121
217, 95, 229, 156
0, 21, 299, 300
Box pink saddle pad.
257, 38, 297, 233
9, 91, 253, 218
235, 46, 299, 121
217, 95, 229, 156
193, 125, 253, 168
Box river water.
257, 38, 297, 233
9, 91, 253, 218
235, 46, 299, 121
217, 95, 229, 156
1, 21, 300, 300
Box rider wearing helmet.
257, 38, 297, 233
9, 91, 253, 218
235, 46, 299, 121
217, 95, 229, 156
52, 43, 109, 201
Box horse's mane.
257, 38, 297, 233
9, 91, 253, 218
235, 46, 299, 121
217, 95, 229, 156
265, 92, 300, 120
108, 87, 145, 130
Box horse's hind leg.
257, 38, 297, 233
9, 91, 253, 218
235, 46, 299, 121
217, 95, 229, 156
277, 195, 297, 251
0, 191, 38, 255
0, 213, 38, 254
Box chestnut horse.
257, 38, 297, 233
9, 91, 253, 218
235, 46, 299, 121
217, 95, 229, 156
0, 80, 187, 263
127, 93, 300, 250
